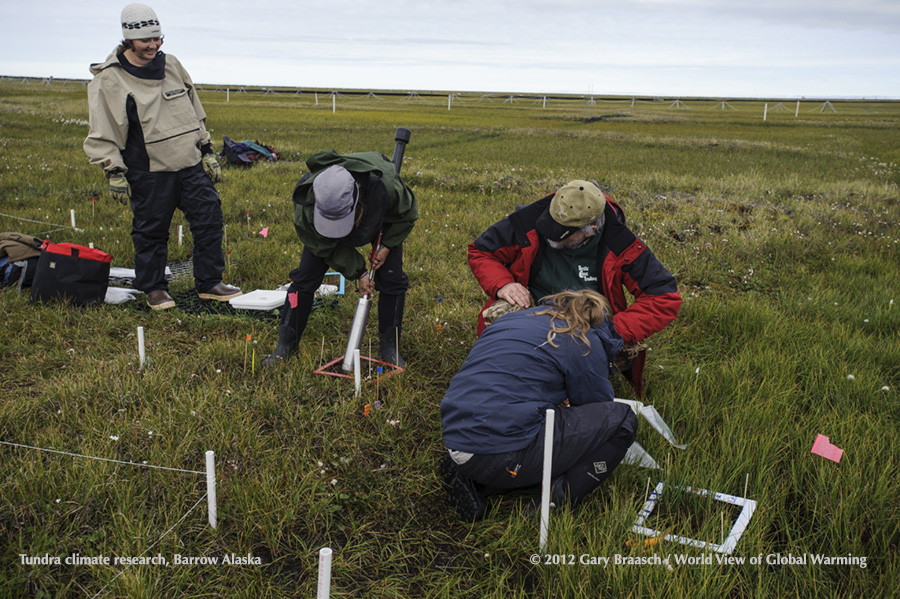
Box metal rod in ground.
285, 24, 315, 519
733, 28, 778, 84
539, 408, 556, 552
354, 349, 361, 396
137, 326, 145, 368
206, 450, 217, 529
317, 547, 333, 599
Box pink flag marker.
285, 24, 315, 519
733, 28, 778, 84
811, 434, 843, 463
259, 227, 269, 238
288, 292, 298, 308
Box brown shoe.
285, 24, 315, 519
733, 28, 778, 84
198, 282, 243, 302
147, 289, 176, 310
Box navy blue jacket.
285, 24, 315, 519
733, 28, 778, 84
440, 307, 623, 454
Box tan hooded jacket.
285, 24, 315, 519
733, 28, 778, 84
83, 47, 211, 174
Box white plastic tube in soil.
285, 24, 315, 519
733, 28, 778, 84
70, 209, 76, 229
539, 409, 556, 552
206, 450, 217, 529
178, 225, 183, 245
137, 326, 145, 368
317, 547, 333, 599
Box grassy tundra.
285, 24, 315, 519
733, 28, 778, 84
1, 81, 899, 598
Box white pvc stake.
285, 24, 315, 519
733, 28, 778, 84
795, 100, 800, 118
332, 95, 336, 113
539, 408, 556, 552
178, 225, 183, 246
448, 94, 451, 110
206, 450, 217, 529
317, 547, 333, 599
137, 326, 145, 368
763, 103, 768, 121
744, 473, 750, 499
70, 209, 76, 229
227, 88, 230, 102
89, 242, 94, 249
315, 91, 318, 105
354, 349, 361, 396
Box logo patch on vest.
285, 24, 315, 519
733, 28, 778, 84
593, 461, 607, 475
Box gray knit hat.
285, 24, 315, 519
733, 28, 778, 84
121, 3, 162, 40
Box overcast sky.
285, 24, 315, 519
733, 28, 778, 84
2, 0, 899, 98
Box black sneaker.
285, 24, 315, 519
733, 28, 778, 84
438, 454, 487, 522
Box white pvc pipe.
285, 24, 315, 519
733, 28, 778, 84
137, 326, 145, 368
178, 225, 183, 246
539, 409, 556, 552
70, 209, 76, 229
763, 103, 768, 121
354, 349, 361, 396
317, 547, 333, 599
206, 450, 217, 529
332, 95, 336, 113
448, 95, 451, 110
795, 100, 800, 118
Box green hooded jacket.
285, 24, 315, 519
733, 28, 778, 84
292, 150, 418, 279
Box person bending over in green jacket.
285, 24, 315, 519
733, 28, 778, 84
262, 150, 418, 368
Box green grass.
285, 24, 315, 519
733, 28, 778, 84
1, 81, 899, 598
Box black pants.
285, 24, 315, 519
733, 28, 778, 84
127, 163, 225, 293
282, 244, 408, 339
457, 402, 637, 507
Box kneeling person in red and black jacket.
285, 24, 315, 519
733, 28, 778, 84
467, 180, 682, 398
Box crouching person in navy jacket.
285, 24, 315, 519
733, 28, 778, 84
439, 289, 637, 522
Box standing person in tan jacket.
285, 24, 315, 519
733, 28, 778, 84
83, 3, 241, 310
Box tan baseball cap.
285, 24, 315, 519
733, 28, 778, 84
536, 180, 606, 242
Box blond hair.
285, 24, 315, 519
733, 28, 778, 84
532, 289, 611, 352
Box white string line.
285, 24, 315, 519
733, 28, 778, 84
0, 441, 205, 475
90, 491, 209, 599
0, 211, 79, 231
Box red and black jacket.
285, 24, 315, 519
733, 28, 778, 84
467, 193, 682, 398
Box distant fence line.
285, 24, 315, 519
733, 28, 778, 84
3, 75, 892, 111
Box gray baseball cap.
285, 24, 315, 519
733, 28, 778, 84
312, 165, 359, 238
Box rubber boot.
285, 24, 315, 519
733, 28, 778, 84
261, 291, 314, 367
378, 292, 406, 367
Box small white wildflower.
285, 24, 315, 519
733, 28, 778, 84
109, 435, 119, 441
330, 479, 338, 486
847, 374, 855, 380
55, 498, 61, 503
216, 369, 222, 374
695, 367, 700, 374
882, 386, 890, 391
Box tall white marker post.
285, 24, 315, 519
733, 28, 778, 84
795, 101, 800, 118
206, 450, 218, 529
137, 326, 146, 368
70, 209, 76, 229
178, 225, 183, 246
763, 103, 768, 121
332, 94, 336, 114
539, 409, 556, 552
317, 547, 333, 599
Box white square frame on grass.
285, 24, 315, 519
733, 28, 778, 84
631, 481, 756, 554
